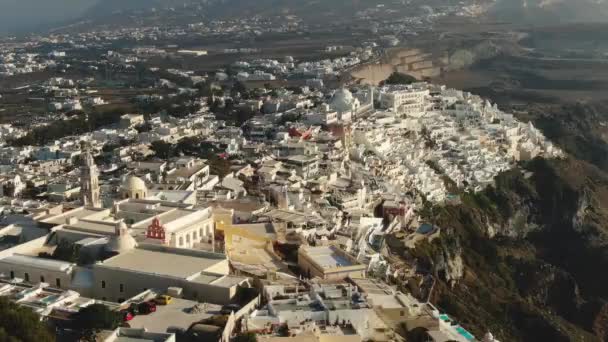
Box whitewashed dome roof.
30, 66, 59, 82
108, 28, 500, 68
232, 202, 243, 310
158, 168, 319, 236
330, 88, 355, 113
106, 221, 137, 253
122, 175, 147, 192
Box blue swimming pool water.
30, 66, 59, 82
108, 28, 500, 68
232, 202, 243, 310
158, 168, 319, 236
439, 314, 450, 322
40, 294, 61, 304
456, 326, 475, 340
417, 223, 434, 235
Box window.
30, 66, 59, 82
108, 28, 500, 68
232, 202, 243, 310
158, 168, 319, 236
135, 193, 139, 199
119, 284, 124, 293
40, 276, 45, 283
101, 281, 106, 289
10, 271, 14, 279
400, 310, 405, 317
24, 273, 29, 282
186, 234, 191, 244
179, 237, 184, 246
56, 278, 61, 287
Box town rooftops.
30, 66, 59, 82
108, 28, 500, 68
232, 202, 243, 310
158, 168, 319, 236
166, 160, 207, 179
39, 207, 108, 226
349, 277, 394, 296
0, 254, 74, 272
98, 245, 226, 279
104, 328, 174, 342
232, 222, 278, 240
300, 246, 359, 269
264, 209, 326, 226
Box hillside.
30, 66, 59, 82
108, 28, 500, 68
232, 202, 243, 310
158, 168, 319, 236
391, 156, 608, 341
489, 0, 608, 25
390, 97, 608, 341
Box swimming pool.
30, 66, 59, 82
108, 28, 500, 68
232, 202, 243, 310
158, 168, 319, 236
40, 294, 61, 305
456, 326, 475, 340
417, 223, 434, 235
439, 314, 450, 322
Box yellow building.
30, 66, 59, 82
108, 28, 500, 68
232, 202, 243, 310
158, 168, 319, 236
212, 208, 285, 274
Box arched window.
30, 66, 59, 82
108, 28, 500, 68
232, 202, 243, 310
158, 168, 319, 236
178, 236, 184, 246
186, 234, 191, 244
135, 193, 139, 199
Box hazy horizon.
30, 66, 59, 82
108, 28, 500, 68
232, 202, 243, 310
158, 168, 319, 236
0, 0, 98, 34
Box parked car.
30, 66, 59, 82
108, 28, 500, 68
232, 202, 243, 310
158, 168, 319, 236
220, 304, 240, 315
153, 295, 173, 305
138, 301, 157, 314
122, 311, 134, 322
166, 326, 186, 335
127, 303, 140, 315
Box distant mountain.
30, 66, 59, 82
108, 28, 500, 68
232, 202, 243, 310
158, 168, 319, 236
489, 0, 608, 24
0, 0, 98, 35
80, 0, 389, 22
81, 0, 192, 17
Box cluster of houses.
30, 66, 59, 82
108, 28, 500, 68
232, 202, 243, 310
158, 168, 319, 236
0, 30, 558, 342
0, 51, 60, 76
349, 83, 563, 202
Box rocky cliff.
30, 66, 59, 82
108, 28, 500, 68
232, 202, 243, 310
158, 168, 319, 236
403, 156, 608, 342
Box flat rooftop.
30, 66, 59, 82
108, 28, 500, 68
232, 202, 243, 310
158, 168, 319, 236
0, 254, 73, 272
264, 209, 325, 226
166, 163, 206, 179
129, 297, 220, 333
40, 208, 106, 226
99, 247, 226, 279
232, 222, 277, 240
301, 246, 359, 269
65, 220, 118, 235
149, 190, 194, 203
350, 278, 393, 296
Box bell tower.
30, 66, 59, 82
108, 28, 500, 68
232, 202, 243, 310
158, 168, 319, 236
80, 142, 101, 208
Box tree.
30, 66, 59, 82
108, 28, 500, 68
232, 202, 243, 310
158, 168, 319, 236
234, 332, 257, 342
407, 327, 431, 342
232, 81, 248, 98
277, 324, 289, 337
150, 140, 174, 159
73, 304, 121, 341
0, 297, 55, 342
208, 156, 232, 178
383, 72, 417, 85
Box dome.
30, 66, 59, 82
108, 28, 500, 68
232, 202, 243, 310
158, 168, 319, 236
122, 176, 148, 199
123, 176, 147, 192
330, 88, 359, 114
106, 221, 137, 253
